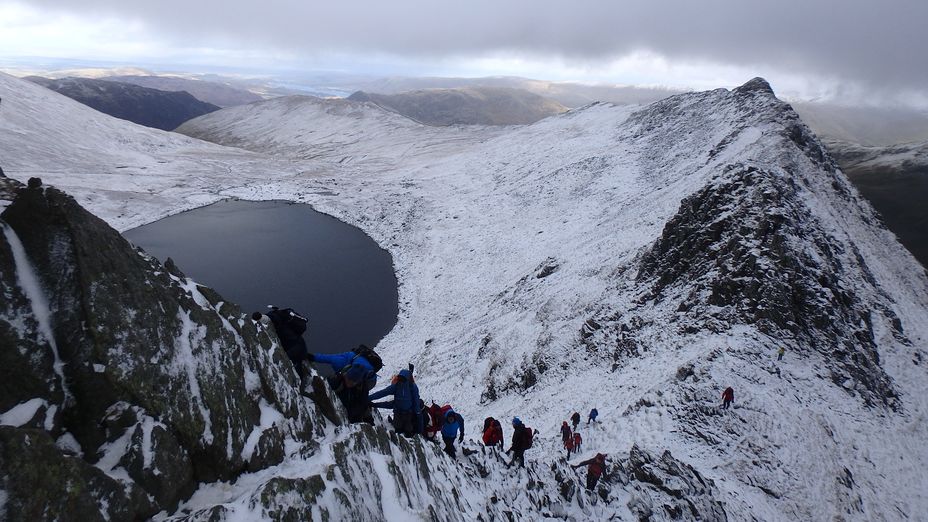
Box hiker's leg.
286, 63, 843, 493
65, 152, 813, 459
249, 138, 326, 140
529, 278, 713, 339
443, 437, 456, 457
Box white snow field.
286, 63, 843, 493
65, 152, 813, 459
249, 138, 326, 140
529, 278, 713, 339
2, 71, 927, 520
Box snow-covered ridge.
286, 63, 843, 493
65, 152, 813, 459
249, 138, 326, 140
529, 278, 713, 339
175, 93, 511, 169
2, 72, 927, 520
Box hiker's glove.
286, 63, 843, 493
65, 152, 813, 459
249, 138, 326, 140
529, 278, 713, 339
306, 353, 315, 362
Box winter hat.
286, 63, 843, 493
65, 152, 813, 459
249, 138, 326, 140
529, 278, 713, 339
512, 417, 522, 427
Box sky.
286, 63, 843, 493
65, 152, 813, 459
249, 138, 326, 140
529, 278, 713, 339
1, 0, 927, 106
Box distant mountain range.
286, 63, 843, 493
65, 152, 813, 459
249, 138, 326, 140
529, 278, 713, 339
26, 76, 220, 131
103, 75, 264, 108
348, 86, 568, 125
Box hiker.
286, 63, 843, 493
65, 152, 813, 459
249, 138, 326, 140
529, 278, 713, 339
419, 400, 432, 436
572, 431, 582, 453
587, 408, 598, 424
721, 386, 734, 409
560, 421, 572, 444
309, 345, 382, 423
777, 347, 785, 361
564, 432, 575, 458
253, 307, 309, 388
571, 411, 581, 430
482, 417, 504, 448
572, 453, 607, 491
424, 402, 445, 441
506, 417, 534, 468
368, 368, 421, 437
441, 409, 465, 457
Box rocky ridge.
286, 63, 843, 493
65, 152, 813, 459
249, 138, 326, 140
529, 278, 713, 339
0, 176, 727, 521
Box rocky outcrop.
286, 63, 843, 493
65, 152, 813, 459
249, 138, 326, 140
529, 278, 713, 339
0, 177, 321, 517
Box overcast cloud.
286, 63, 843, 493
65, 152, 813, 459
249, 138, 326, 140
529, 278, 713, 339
5, 0, 928, 103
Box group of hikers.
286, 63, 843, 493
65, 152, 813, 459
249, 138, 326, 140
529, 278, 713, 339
560, 408, 598, 458
251, 306, 724, 492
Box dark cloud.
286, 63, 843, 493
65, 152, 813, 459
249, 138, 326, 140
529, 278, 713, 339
23, 0, 928, 94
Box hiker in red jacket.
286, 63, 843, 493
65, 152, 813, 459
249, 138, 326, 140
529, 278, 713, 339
721, 386, 734, 409
572, 453, 607, 490
572, 431, 582, 454
560, 421, 572, 444
482, 417, 504, 448
564, 433, 575, 458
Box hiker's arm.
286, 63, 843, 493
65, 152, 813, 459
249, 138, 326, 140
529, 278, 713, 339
576, 458, 594, 467
367, 384, 395, 401
312, 352, 351, 369
370, 400, 394, 410
458, 415, 465, 441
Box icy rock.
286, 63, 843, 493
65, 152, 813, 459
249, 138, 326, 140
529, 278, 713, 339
0, 181, 323, 516
623, 444, 727, 521
0, 426, 153, 521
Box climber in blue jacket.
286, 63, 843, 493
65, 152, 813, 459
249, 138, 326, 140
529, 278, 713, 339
308, 346, 381, 423
440, 409, 465, 458
369, 368, 422, 437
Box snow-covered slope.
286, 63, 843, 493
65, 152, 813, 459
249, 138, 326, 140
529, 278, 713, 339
2, 71, 927, 520
0, 71, 287, 230
176, 94, 509, 170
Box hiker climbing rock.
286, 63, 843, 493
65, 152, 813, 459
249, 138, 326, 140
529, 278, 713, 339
572, 431, 582, 454
571, 411, 581, 430
482, 417, 504, 448
369, 368, 421, 437
440, 408, 465, 457
560, 421, 572, 444
777, 347, 785, 361
587, 408, 598, 424
309, 344, 383, 423
572, 453, 607, 491
253, 306, 309, 388
721, 386, 734, 409
425, 402, 445, 441
506, 417, 534, 468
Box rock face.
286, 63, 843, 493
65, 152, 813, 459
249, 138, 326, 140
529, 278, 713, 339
26, 76, 220, 130
0, 178, 319, 518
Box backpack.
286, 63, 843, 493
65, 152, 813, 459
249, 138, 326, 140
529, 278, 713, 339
521, 426, 534, 449
268, 307, 308, 338
352, 344, 384, 372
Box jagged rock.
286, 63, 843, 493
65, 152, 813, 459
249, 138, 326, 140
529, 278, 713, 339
0, 426, 153, 521
623, 444, 728, 521
636, 165, 896, 407
0, 181, 323, 515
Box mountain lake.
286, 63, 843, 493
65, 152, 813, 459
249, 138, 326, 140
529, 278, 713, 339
123, 199, 398, 354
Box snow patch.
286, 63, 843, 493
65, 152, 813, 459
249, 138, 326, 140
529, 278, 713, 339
0, 398, 47, 427
241, 399, 284, 463
173, 308, 214, 444
1, 222, 72, 404
56, 432, 83, 456
369, 452, 417, 521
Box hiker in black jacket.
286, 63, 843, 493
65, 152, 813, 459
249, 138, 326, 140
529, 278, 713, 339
253, 307, 308, 387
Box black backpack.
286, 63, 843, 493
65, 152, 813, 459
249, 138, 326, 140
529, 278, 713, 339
352, 344, 383, 372
281, 308, 308, 335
